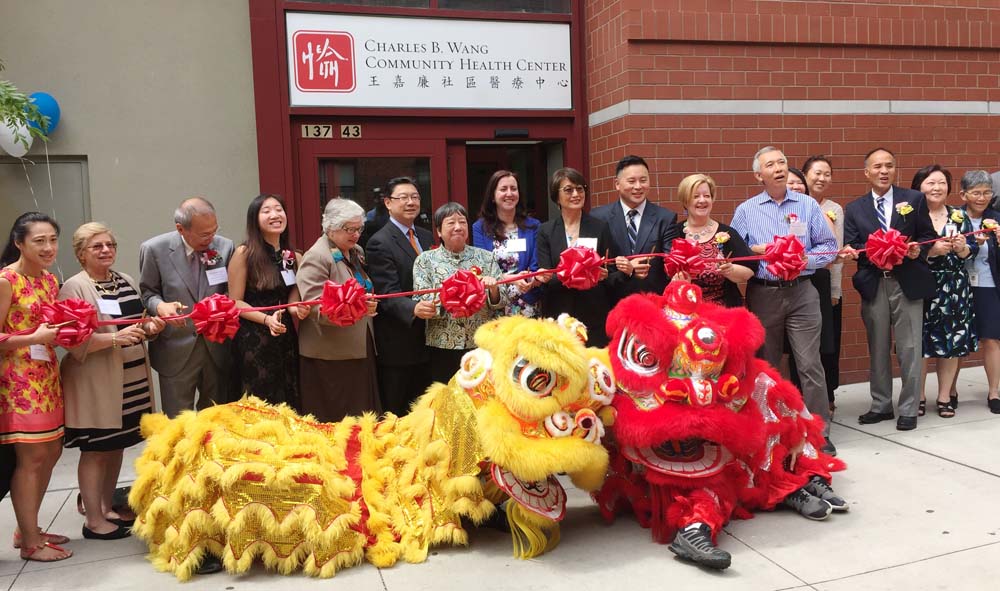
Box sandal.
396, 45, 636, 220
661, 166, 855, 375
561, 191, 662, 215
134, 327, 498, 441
918, 400, 926, 417
936, 400, 956, 418
77, 492, 86, 516
20, 541, 72, 562
12, 529, 70, 549
950, 393, 959, 409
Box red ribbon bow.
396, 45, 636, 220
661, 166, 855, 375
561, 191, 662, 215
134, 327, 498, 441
320, 278, 369, 326
440, 269, 486, 318
764, 235, 807, 281
663, 238, 708, 278
188, 293, 241, 343
866, 228, 909, 270
556, 246, 604, 290
40, 299, 98, 348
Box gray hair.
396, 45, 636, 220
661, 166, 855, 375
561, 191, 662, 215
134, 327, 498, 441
173, 197, 216, 229
961, 170, 993, 192
752, 146, 781, 173
321, 198, 365, 234
433, 202, 468, 230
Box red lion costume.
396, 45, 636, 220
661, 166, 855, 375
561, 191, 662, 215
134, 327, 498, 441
595, 282, 846, 569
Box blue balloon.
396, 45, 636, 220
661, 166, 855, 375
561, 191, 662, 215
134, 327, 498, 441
27, 92, 60, 134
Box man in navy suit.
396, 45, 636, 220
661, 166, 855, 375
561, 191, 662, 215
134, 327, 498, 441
591, 155, 679, 303
366, 176, 436, 416
843, 148, 937, 431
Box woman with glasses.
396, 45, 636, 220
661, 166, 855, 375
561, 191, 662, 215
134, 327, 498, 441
472, 170, 542, 317
296, 198, 380, 422
58, 222, 165, 540
228, 194, 308, 410
960, 171, 1000, 413
535, 168, 615, 347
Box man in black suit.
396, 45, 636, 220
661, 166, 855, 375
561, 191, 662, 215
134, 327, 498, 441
591, 155, 679, 303
843, 147, 937, 431
366, 176, 436, 416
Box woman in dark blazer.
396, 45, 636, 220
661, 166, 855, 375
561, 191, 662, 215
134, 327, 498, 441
535, 167, 616, 347
961, 170, 1000, 413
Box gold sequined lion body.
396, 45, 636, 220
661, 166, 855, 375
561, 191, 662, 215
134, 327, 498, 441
129, 315, 613, 580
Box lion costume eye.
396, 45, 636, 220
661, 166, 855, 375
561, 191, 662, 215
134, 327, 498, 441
619, 331, 660, 377
511, 357, 557, 397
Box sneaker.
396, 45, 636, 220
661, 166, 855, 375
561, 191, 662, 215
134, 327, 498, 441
821, 437, 837, 456
783, 488, 833, 520
668, 523, 732, 570
804, 475, 848, 512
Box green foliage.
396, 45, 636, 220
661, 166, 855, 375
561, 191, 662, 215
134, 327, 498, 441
0, 58, 50, 150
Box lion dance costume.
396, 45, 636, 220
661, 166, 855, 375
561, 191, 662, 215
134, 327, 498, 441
594, 282, 846, 569
129, 315, 614, 580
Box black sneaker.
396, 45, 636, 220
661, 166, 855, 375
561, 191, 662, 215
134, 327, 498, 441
782, 488, 832, 520
821, 437, 837, 457
804, 475, 848, 512
668, 523, 732, 570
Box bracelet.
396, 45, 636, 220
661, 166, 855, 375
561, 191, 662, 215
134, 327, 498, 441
112, 332, 119, 349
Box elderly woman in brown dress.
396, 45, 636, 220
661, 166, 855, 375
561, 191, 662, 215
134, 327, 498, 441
296, 198, 380, 422
59, 222, 165, 540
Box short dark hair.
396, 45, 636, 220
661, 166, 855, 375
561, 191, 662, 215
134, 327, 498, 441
911, 164, 952, 194
550, 167, 588, 204
385, 176, 418, 197
615, 155, 649, 177
787, 167, 809, 195
864, 147, 896, 167
802, 155, 833, 175
433, 202, 468, 230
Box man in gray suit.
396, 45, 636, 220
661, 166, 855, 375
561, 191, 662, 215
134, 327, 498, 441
140, 197, 235, 418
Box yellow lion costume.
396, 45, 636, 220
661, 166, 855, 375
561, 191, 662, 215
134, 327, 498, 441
129, 315, 613, 580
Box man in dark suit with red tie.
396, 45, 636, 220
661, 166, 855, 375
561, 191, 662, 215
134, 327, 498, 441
843, 148, 937, 431
590, 155, 679, 303
366, 176, 436, 416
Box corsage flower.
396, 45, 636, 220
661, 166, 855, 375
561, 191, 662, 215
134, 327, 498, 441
281, 249, 295, 270
825, 210, 837, 222
982, 219, 998, 230
785, 213, 799, 224
950, 209, 965, 224
715, 231, 730, 245
895, 202, 913, 217
200, 249, 221, 266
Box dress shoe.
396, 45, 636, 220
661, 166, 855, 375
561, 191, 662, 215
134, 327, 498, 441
896, 416, 917, 431
82, 523, 131, 540
988, 398, 1000, 414
858, 410, 894, 425
195, 554, 224, 575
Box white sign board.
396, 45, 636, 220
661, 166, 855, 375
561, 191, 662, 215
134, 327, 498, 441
286, 12, 572, 110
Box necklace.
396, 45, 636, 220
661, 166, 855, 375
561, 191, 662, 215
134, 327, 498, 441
91, 270, 120, 297
684, 220, 716, 241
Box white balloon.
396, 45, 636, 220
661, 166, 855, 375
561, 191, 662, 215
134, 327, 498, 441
0, 121, 33, 158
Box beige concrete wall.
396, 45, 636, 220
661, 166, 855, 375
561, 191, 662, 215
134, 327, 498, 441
0, 0, 259, 274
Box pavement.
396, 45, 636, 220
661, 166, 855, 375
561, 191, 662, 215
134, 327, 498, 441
2, 366, 1000, 591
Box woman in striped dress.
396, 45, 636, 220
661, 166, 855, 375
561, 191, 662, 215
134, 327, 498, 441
59, 223, 165, 540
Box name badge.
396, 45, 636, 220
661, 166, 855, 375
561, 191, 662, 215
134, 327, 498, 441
29, 344, 52, 362
281, 269, 296, 286
789, 221, 807, 237
206, 267, 229, 286
945, 223, 958, 237
97, 299, 122, 316
505, 238, 527, 253
577, 237, 598, 251
969, 271, 980, 287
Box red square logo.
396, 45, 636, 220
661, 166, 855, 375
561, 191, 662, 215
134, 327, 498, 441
293, 30, 355, 93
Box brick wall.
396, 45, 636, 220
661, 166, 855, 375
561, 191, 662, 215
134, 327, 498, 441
584, 0, 1000, 384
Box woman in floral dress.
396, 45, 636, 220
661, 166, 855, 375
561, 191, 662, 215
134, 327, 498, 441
912, 165, 977, 418
0, 212, 72, 562
472, 170, 541, 317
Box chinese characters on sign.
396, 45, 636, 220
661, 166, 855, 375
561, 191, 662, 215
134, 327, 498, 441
287, 13, 572, 109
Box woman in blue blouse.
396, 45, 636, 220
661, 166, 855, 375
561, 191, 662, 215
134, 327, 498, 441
472, 170, 541, 317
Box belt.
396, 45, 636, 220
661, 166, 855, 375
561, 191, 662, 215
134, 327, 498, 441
879, 270, 894, 279
749, 276, 808, 289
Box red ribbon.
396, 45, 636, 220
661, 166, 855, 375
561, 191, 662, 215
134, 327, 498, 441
188, 293, 240, 343
40, 299, 98, 348
663, 238, 708, 277
440, 269, 487, 318
556, 246, 604, 290
764, 235, 807, 281
866, 229, 910, 270
320, 278, 369, 327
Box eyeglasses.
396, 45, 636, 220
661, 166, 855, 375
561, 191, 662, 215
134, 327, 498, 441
339, 226, 363, 235
388, 193, 421, 202
87, 242, 117, 252
560, 185, 587, 195
965, 190, 994, 199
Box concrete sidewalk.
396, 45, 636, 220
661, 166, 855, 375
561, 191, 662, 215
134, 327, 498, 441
2, 367, 999, 591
